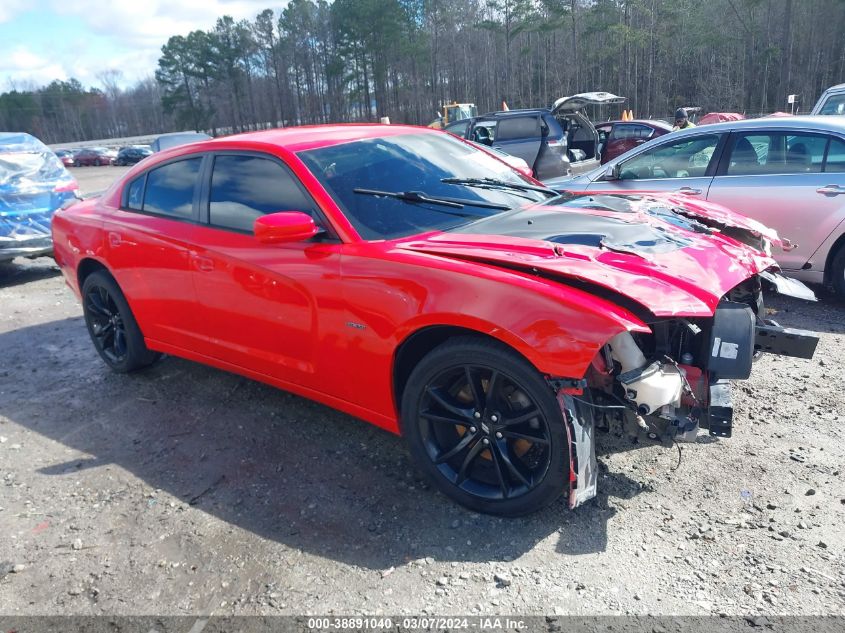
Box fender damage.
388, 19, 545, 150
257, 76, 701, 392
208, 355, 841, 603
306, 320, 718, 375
400, 192, 820, 507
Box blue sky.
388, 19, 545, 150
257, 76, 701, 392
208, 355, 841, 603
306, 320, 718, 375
0, 0, 279, 90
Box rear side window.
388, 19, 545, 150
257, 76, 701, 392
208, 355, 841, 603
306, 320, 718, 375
727, 133, 826, 175
825, 138, 845, 172
142, 157, 202, 219
208, 155, 315, 232
444, 120, 471, 138
495, 116, 540, 141
126, 176, 144, 210
610, 124, 654, 141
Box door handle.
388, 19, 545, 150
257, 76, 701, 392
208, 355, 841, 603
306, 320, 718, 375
676, 187, 702, 195
816, 184, 845, 195
190, 252, 214, 272
107, 232, 122, 247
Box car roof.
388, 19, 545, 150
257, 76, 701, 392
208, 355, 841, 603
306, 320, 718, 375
598, 119, 672, 130
158, 124, 435, 155
669, 115, 845, 136
820, 83, 845, 94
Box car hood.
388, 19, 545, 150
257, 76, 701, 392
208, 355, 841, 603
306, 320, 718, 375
397, 193, 783, 318
551, 92, 626, 115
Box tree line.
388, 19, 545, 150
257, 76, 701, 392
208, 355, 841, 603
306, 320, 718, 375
2, 0, 844, 145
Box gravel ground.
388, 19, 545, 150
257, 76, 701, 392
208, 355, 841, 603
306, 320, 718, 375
0, 169, 843, 617
68, 165, 131, 194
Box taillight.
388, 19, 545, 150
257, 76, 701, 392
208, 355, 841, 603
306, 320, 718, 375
54, 180, 79, 193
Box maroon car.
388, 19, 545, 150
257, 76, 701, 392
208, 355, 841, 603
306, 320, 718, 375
596, 119, 672, 164
74, 147, 117, 166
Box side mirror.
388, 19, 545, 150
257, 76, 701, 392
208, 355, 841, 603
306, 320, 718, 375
603, 163, 621, 180
254, 211, 319, 244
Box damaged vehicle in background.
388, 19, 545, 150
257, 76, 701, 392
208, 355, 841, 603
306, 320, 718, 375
545, 116, 845, 294
445, 92, 626, 180
1, 132, 79, 263
53, 125, 818, 516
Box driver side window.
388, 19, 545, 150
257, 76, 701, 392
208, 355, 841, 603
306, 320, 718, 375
618, 134, 721, 180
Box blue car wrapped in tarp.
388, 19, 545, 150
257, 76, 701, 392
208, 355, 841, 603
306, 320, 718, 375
0, 132, 79, 262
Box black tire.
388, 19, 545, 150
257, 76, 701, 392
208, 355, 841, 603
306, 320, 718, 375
81, 270, 160, 373
400, 336, 571, 516
831, 247, 845, 295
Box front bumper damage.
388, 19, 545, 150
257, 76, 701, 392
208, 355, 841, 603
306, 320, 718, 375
556, 275, 820, 509
558, 391, 598, 510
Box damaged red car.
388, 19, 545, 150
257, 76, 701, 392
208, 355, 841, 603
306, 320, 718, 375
52, 125, 819, 516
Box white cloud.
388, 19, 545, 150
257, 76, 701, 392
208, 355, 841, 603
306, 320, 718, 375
0, 46, 68, 88
3, 1, 286, 89
0, 0, 28, 24
31, 0, 287, 86
50, 0, 281, 47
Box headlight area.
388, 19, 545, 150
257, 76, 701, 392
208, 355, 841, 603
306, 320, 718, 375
551, 276, 820, 509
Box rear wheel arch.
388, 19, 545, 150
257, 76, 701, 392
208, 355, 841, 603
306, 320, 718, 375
77, 258, 111, 290
81, 270, 159, 372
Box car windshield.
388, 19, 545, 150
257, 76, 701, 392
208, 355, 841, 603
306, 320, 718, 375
297, 132, 546, 240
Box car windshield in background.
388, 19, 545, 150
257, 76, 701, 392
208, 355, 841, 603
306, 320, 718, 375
297, 132, 546, 240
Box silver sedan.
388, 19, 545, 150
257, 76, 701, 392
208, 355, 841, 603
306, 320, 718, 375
545, 116, 845, 293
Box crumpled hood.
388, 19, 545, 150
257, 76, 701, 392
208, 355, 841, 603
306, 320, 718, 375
397, 193, 781, 318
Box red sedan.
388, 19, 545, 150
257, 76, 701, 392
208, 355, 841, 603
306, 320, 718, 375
596, 119, 673, 164
73, 147, 116, 166
52, 125, 817, 516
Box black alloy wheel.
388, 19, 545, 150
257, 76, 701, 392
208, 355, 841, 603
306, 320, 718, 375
81, 271, 160, 373
85, 284, 127, 364
401, 337, 571, 516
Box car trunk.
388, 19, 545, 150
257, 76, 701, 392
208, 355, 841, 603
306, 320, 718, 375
551, 92, 626, 165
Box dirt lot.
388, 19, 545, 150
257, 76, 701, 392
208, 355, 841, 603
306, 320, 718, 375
68, 165, 132, 195
0, 167, 843, 617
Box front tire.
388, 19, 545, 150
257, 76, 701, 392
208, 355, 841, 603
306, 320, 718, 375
81, 271, 160, 373
400, 337, 570, 516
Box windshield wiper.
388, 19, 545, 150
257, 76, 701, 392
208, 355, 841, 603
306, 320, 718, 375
353, 188, 511, 212
441, 177, 557, 196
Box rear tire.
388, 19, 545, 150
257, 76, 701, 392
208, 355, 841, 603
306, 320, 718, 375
81, 271, 160, 373
400, 336, 570, 516
831, 247, 845, 295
